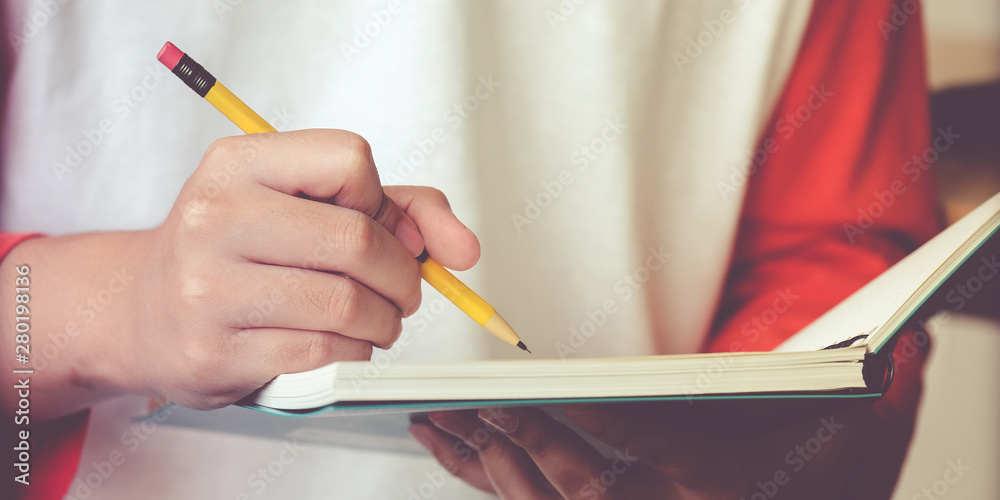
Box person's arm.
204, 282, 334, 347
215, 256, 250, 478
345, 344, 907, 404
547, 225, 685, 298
1, 130, 480, 498
1, 234, 89, 500
707, 0, 939, 494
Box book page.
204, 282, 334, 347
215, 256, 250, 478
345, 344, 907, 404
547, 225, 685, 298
776, 192, 1000, 353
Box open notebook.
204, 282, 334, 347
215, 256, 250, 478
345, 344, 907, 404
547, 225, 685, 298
166, 192, 999, 449
241, 191, 1000, 414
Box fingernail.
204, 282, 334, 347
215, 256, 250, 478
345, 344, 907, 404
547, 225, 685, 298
395, 220, 425, 257
428, 411, 466, 437
478, 407, 518, 434
565, 406, 604, 433
409, 424, 436, 453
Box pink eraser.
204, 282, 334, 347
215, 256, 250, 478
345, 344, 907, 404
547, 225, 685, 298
157, 41, 183, 71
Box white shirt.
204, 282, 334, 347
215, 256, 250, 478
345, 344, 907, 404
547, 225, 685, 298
1, 1, 810, 498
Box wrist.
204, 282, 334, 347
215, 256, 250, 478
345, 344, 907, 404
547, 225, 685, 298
1, 230, 154, 420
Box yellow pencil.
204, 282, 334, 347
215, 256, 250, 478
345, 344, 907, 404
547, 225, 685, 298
157, 41, 529, 353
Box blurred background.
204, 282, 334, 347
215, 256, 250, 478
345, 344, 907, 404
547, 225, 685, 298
892, 0, 1000, 498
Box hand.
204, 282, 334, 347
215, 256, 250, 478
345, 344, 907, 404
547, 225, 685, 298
0, 129, 480, 419
411, 402, 873, 500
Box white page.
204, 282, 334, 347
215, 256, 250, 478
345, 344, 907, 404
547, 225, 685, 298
777, 192, 1000, 353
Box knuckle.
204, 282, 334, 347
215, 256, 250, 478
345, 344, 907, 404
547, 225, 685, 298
178, 275, 212, 309
201, 135, 261, 179
177, 194, 216, 230
336, 211, 382, 263
353, 340, 374, 361
404, 289, 422, 319
180, 339, 220, 385
523, 433, 553, 459
421, 186, 451, 208
203, 136, 237, 165
175, 334, 256, 410
303, 333, 373, 363
339, 131, 374, 171
472, 431, 498, 454
180, 337, 212, 367
302, 332, 338, 368
327, 278, 362, 327
373, 310, 404, 350
173, 188, 238, 245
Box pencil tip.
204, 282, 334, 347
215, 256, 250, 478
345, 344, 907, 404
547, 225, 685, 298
517, 341, 531, 354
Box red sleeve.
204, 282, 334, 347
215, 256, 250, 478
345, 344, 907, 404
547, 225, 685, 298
708, 0, 940, 496
2, 232, 90, 500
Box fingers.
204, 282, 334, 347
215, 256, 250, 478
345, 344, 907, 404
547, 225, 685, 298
238, 327, 373, 376
211, 130, 380, 216
233, 187, 422, 317
385, 186, 480, 271
168, 327, 372, 410
429, 410, 559, 500
564, 404, 724, 485
203, 130, 421, 252
429, 408, 611, 500
225, 262, 404, 349
477, 407, 626, 500
409, 422, 496, 494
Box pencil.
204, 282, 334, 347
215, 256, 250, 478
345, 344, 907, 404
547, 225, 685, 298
157, 41, 529, 353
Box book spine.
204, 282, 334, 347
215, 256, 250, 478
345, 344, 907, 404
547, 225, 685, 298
862, 351, 895, 394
